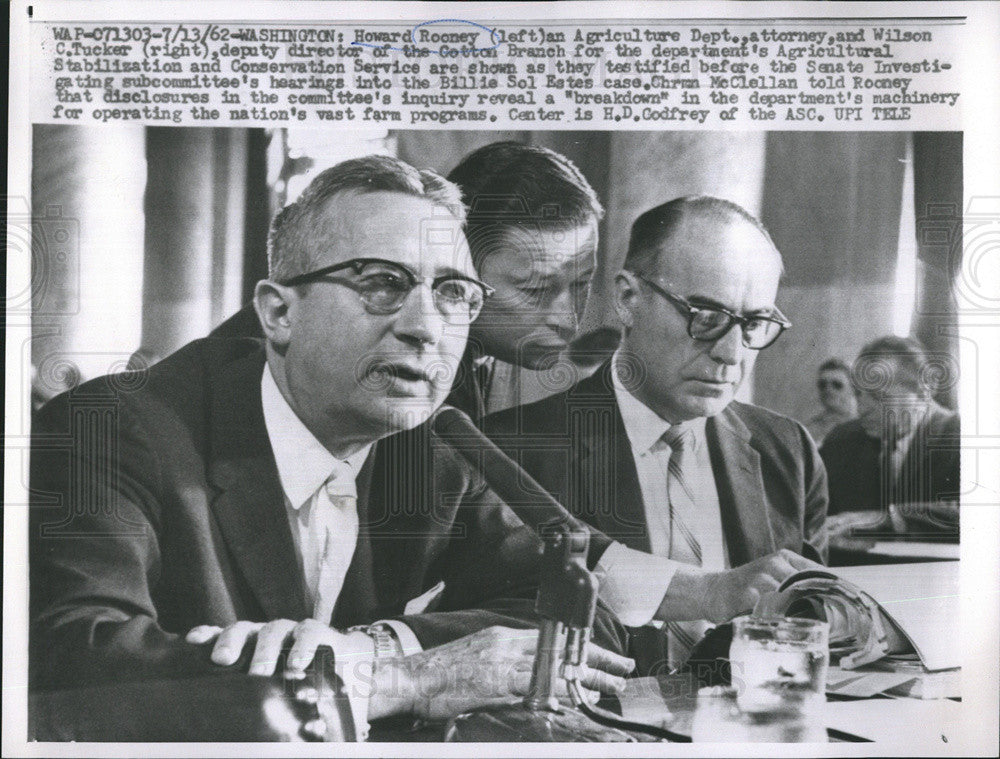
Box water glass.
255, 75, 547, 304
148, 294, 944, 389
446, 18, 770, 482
729, 615, 829, 717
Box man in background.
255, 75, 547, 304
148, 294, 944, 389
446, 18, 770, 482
805, 357, 857, 445
821, 335, 960, 547
486, 196, 828, 675
444, 141, 605, 421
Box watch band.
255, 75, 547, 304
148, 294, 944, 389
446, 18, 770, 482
347, 622, 404, 661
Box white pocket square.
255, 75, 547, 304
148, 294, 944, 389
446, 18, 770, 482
403, 580, 445, 615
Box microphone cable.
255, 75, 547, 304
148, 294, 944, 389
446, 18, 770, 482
565, 676, 692, 742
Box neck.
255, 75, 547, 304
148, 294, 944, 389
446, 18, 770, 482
265, 350, 377, 461
613, 349, 688, 425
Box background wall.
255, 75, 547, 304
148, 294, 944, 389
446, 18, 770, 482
758, 133, 909, 422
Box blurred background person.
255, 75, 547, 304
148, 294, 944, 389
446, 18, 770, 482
821, 335, 960, 553
445, 141, 605, 421
805, 358, 857, 445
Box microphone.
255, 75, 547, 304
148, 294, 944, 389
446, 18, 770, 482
431, 405, 577, 534
435, 406, 693, 743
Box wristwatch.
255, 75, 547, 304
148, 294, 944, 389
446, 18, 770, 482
347, 622, 404, 662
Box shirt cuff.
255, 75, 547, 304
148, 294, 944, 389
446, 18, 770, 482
377, 619, 424, 657
594, 542, 680, 627
333, 630, 376, 741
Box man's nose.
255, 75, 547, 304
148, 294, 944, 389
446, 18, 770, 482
707, 322, 744, 365
393, 282, 444, 347
544, 288, 579, 340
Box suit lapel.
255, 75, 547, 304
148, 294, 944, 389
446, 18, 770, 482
572, 363, 650, 551
331, 448, 379, 626
707, 406, 776, 567
348, 426, 436, 620
207, 349, 309, 621
445, 344, 486, 422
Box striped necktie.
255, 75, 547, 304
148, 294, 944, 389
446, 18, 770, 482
661, 424, 709, 669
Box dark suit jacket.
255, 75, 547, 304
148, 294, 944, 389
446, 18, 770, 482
29, 338, 625, 690
483, 361, 829, 674
444, 344, 487, 422
820, 407, 960, 522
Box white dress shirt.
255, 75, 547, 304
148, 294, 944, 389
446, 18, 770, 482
593, 352, 729, 627
261, 366, 421, 739
262, 366, 369, 613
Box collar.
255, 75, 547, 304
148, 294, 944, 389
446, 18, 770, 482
472, 354, 494, 370
611, 350, 706, 454
260, 364, 371, 509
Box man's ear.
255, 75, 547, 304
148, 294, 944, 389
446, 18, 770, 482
613, 270, 639, 330
254, 280, 295, 348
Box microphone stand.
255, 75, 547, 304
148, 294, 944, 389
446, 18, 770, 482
444, 521, 635, 742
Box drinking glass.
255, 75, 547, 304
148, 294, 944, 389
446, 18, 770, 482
729, 615, 829, 717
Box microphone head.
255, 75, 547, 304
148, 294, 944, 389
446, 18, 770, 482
430, 404, 476, 438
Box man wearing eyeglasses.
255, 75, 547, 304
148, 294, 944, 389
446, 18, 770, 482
485, 196, 828, 676
30, 156, 633, 735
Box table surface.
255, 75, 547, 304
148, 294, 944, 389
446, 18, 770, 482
30, 664, 955, 743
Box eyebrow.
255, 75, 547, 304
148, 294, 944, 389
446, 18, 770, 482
433, 265, 475, 279
687, 294, 777, 316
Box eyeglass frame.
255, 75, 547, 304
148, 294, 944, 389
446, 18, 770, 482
278, 257, 495, 323
631, 272, 791, 350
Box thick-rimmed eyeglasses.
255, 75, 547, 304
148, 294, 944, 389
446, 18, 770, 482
634, 273, 791, 350
280, 258, 494, 326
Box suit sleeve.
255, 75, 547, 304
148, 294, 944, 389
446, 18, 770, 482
798, 421, 830, 565
29, 397, 216, 690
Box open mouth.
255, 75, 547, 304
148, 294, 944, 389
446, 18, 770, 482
371, 362, 432, 385
386, 364, 429, 383
357, 359, 440, 399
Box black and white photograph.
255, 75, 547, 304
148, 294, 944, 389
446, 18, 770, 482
5, 1, 999, 755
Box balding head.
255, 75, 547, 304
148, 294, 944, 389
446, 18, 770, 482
624, 196, 780, 276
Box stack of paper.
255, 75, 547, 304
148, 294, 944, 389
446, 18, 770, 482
833, 561, 960, 671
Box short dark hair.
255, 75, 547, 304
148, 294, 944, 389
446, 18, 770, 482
818, 358, 852, 375
267, 155, 465, 282
623, 195, 777, 274
854, 335, 933, 395
446, 142, 604, 266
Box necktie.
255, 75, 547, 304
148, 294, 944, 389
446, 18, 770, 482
309, 471, 359, 624
475, 357, 497, 415
661, 425, 709, 669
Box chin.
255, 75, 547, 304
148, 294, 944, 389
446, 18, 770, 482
516, 342, 570, 371
524, 351, 564, 371
683, 394, 734, 420
372, 396, 440, 434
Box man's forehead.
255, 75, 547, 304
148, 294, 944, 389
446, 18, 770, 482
652, 213, 779, 287
497, 220, 598, 269
858, 354, 919, 384
314, 189, 459, 231
311, 190, 471, 272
